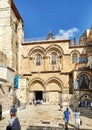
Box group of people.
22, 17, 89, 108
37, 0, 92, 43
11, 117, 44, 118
30, 99, 43, 105
63, 107, 81, 130
78, 99, 92, 109
0, 102, 21, 130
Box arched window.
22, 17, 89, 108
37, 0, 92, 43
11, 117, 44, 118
72, 52, 78, 63
51, 53, 57, 65
79, 74, 89, 89
35, 54, 41, 66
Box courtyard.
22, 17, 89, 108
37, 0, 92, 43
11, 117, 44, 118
0, 104, 92, 130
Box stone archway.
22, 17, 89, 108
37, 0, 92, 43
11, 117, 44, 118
46, 77, 63, 104
47, 83, 60, 104
28, 78, 45, 103
31, 82, 44, 101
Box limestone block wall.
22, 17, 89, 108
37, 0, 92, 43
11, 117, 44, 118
0, 1, 13, 69
22, 58, 30, 74
0, 63, 15, 82
0, 52, 7, 65
0, 63, 15, 111
22, 40, 84, 76
0, 64, 7, 80
75, 63, 87, 70
22, 41, 72, 74
17, 21, 24, 74
87, 56, 92, 68
7, 67, 15, 83
62, 55, 72, 72
0, 0, 11, 52
0, 84, 13, 111
0, 0, 24, 72
22, 39, 82, 105
0, 0, 24, 110
26, 72, 69, 105
16, 77, 28, 104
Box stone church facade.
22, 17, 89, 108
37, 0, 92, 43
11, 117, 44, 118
0, 0, 92, 110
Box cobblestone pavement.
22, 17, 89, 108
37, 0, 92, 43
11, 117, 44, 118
0, 105, 92, 130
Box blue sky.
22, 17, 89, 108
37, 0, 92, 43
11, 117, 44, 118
14, 0, 92, 42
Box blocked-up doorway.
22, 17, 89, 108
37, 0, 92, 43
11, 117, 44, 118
35, 91, 43, 100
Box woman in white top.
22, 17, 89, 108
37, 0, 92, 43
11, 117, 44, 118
74, 108, 80, 130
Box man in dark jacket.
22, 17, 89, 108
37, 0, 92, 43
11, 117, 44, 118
7, 105, 21, 130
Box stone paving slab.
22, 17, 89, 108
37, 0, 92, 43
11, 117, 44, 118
26, 126, 91, 130
27, 126, 68, 130
0, 105, 92, 130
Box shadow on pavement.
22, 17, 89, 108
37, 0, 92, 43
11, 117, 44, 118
68, 123, 75, 128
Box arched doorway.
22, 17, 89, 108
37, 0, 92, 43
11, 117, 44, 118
28, 79, 45, 103
47, 83, 60, 104
46, 78, 63, 104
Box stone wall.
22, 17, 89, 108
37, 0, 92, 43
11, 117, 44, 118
0, 0, 24, 110
0, 0, 23, 72
0, 64, 15, 111
0, 83, 13, 111
0, 51, 7, 65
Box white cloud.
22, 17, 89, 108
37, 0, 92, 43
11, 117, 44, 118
55, 27, 79, 39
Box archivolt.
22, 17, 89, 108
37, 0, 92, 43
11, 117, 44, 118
28, 78, 45, 90
77, 72, 91, 80
46, 77, 64, 91
70, 50, 80, 56
28, 46, 45, 58
46, 44, 64, 56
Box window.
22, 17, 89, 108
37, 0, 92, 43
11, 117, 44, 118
36, 54, 41, 66
72, 52, 78, 63
79, 74, 89, 89
51, 53, 57, 65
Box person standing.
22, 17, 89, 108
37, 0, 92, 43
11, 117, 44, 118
10, 105, 17, 115
74, 108, 81, 130
63, 108, 71, 129
0, 103, 2, 120
6, 107, 21, 130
